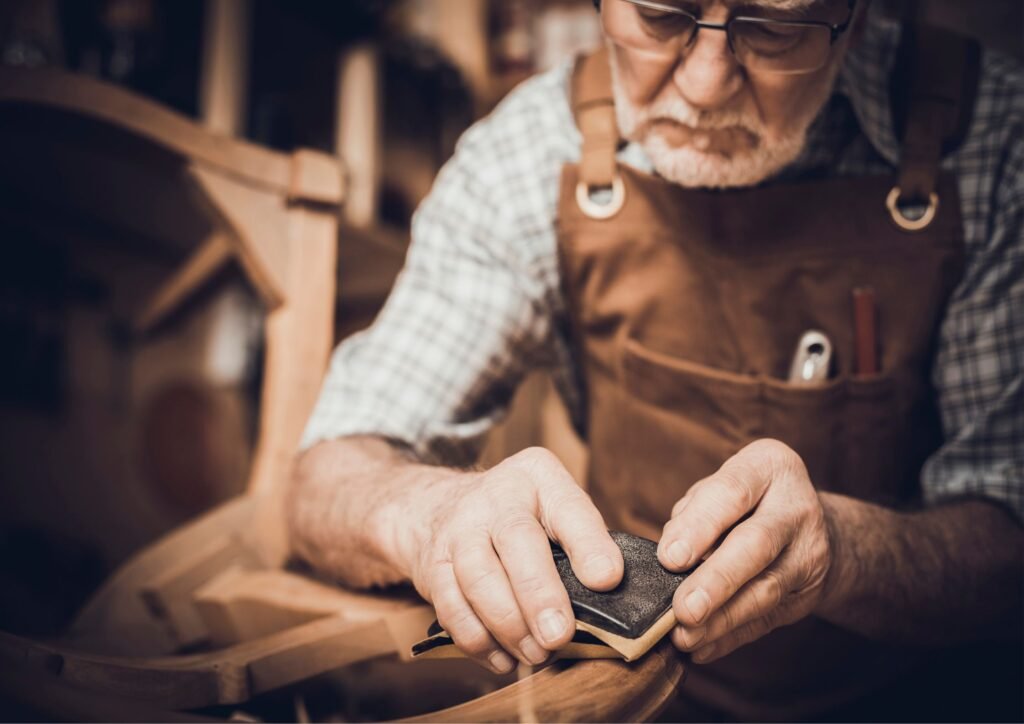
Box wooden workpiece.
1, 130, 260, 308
405, 641, 684, 723
0, 66, 684, 722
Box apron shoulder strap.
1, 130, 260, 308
890, 23, 981, 205
570, 24, 981, 207
571, 46, 619, 188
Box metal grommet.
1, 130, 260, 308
576, 175, 626, 220
886, 186, 938, 232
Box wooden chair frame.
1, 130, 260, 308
0, 67, 683, 721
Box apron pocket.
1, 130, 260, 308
622, 337, 899, 500
762, 374, 897, 498
622, 336, 761, 445
620, 336, 763, 521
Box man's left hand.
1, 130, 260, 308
659, 439, 834, 663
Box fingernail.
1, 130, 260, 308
519, 635, 549, 665
666, 540, 693, 569
537, 608, 569, 646
684, 588, 711, 624
585, 554, 616, 580
693, 644, 716, 663
488, 650, 515, 674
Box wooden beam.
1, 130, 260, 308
336, 44, 381, 228
0, 67, 342, 204
2, 618, 683, 719
0, 615, 409, 709
69, 498, 260, 656
133, 233, 233, 334
193, 568, 421, 647
245, 196, 338, 564
199, 0, 251, 138
138, 534, 262, 649
188, 164, 288, 311
406, 640, 685, 723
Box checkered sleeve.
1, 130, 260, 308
300, 91, 562, 465
921, 52, 1024, 519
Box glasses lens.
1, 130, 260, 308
629, 2, 698, 45
730, 20, 831, 73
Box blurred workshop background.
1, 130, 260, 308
0, 0, 1020, 639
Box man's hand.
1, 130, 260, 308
403, 447, 624, 674
659, 439, 833, 663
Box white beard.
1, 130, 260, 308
610, 50, 840, 189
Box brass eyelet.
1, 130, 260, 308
886, 186, 938, 232
576, 175, 626, 220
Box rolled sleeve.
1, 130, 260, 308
300, 74, 570, 464
922, 116, 1024, 519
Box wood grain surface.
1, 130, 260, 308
406, 639, 685, 723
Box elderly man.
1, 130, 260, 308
289, 0, 1022, 719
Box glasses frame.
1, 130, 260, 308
621, 0, 858, 73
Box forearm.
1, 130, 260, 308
287, 435, 450, 588
817, 493, 1023, 644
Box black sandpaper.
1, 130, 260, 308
554, 531, 688, 639
414, 531, 689, 654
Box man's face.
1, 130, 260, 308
601, 0, 860, 188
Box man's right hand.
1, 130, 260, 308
400, 447, 624, 674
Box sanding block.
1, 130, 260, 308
412, 531, 688, 663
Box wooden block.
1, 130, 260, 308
139, 533, 262, 648
193, 568, 419, 646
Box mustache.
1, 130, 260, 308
630, 98, 764, 137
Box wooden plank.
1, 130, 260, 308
199, 0, 250, 138
39, 605, 690, 721
133, 232, 234, 334
336, 44, 381, 228
404, 640, 685, 723
245, 197, 338, 564
193, 568, 420, 646
69, 497, 259, 656
0, 665, 218, 722
188, 164, 288, 310
1, 606, 440, 710
0, 67, 342, 204
139, 533, 263, 649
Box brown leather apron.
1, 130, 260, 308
557, 26, 978, 720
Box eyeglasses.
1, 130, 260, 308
619, 0, 857, 74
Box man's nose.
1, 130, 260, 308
672, 29, 744, 111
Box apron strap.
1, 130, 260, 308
572, 46, 619, 189
569, 23, 980, 226
890, 24, 980, 210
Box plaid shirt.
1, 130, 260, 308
303, 8, 1024, 517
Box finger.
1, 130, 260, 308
428, 560, 514, 674
659, 450, 774, 571
671, 623, 707, 652
680, 563, 788, 650
535, 460, 623, 591
670, 483, 699, 519
492, 515, 575, 651
692, 614, 778, 664
672, 516, 791, 628
452, 533, 549, 666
